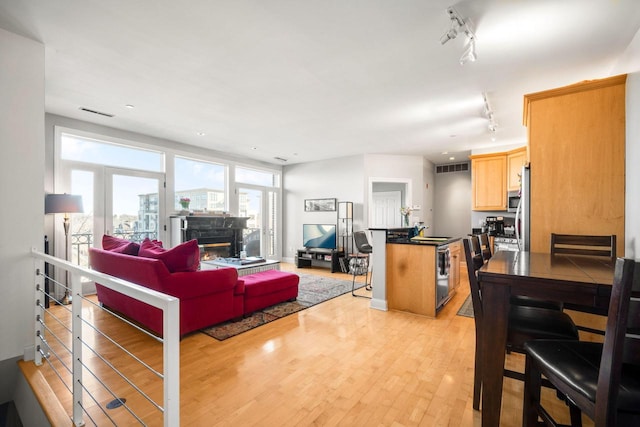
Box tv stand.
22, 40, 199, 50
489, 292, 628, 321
295, 248, 343, 273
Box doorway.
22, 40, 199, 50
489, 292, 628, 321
68, 166, 165, 268
237, 186, 279, 258
368, 178, 412, 228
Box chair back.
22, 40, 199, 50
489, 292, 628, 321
550, 233, 616, 260
479, 233, 492, 261
353, 231, 372, 254
595, 258, 639, 426
463, 236, 485, 325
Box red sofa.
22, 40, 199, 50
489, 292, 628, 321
89, 247, 245, 336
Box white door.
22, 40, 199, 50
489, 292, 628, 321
372, 191, 402, 228
238, 186, 278, 259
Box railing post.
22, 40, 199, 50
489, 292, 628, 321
34, 256, 45, 366
163, 298, 180, 427
71, 271, 84, 427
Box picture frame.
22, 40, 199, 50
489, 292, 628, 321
304, 198, 336, 212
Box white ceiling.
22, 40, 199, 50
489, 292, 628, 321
2, 0, 639, 166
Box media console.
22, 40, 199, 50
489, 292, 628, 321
295, 248, 344, 273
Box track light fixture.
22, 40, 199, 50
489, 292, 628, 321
460, 39, 477, 65
441, 6, 477, 65
482, 92, 498, 136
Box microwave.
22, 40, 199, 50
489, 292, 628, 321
507, 192, 520, 213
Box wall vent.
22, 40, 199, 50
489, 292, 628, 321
436, 162, 469, 173
79, 107, 114, 118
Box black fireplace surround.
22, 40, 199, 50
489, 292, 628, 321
179, 216, 248, 260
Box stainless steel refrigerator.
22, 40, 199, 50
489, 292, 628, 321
515, 165, 530, 251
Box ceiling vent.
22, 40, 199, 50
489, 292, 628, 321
274, 157, 288, 162
79, 107, 114, 118
436, 162, 469, 173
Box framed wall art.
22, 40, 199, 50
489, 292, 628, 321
304, 198, 336, 212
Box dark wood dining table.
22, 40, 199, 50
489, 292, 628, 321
476, 250, 615, 427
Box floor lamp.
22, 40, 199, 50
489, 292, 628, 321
45, 193, 84, 305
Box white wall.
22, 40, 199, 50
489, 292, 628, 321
626, 72, 640, 259
283, 155, 364, 260
433, 169, 472, 237
0, 28, 45, 398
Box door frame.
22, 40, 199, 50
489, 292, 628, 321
368, 177, 412, 228
233, 183, 281, 260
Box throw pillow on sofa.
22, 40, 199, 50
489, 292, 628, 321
139, 238, 200, 273
102, 235, 140, 255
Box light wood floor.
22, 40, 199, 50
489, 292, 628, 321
36, 263, 593, 426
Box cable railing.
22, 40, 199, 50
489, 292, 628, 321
31, 249, 180, 426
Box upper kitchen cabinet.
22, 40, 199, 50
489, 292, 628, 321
470, 153, 506, 211
506, 147, 527, 192
524, 74, 626, 256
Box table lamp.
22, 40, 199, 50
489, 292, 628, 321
45, 193, 84, 305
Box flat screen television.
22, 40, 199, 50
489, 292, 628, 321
303, 224, 337, 250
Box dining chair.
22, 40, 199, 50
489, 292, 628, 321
480, 231, 563, 311
479, 232, 492, 261
350, 230, 372, 298
551, 233, 617, 336
463, 236, 580, 410
550, 233, 616, 260
522, 257, 640, 427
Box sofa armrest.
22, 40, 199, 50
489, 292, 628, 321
234, 279, 245, 296
161, 267, 242, 299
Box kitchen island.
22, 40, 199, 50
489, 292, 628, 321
368, 228, 461, 317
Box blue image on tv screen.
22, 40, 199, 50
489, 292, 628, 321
303, 224, 336, 249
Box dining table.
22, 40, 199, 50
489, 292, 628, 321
476, 250, 615, 427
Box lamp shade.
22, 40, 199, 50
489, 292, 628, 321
45, 194, 84, 214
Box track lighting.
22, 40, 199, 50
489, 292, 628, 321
483, 92, 498, 136
441, 6, 477, 64
460, 39, 477, 65
440, 27, 458, 45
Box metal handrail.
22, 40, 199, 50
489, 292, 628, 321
31, 248, 180, 427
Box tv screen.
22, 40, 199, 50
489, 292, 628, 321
303, 224, 337, 250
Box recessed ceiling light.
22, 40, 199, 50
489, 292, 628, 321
441, 151, 449, 155
449, 156, 455, 161
251, 147, 258, 150
196, 132, 206, 136
125, 104, 134, 109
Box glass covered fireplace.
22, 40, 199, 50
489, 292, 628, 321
170, 215, 248, 260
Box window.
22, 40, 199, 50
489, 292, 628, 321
61, 133, 163, 172
235, 166, 280, 187
174, 156, 227, 212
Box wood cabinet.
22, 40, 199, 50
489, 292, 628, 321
524, 74, 626, 256
449, 240, 461, 290
470, 153, 507, 211
506, 147, 527, 192
386, 243, 437, 317
386, 241, 460, 317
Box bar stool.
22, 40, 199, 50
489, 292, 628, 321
350, 231, 372, 298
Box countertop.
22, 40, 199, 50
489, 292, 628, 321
368, 228, 461, 246
387, 236, 462, 246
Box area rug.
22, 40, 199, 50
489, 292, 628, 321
201, 274, 365, 341
456, 295, 474, 318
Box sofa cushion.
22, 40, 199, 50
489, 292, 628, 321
139, 238, 200, 273
102, 235, 140, 255
241, 270, 300, 297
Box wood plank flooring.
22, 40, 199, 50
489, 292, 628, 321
35, 263, 593, 426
